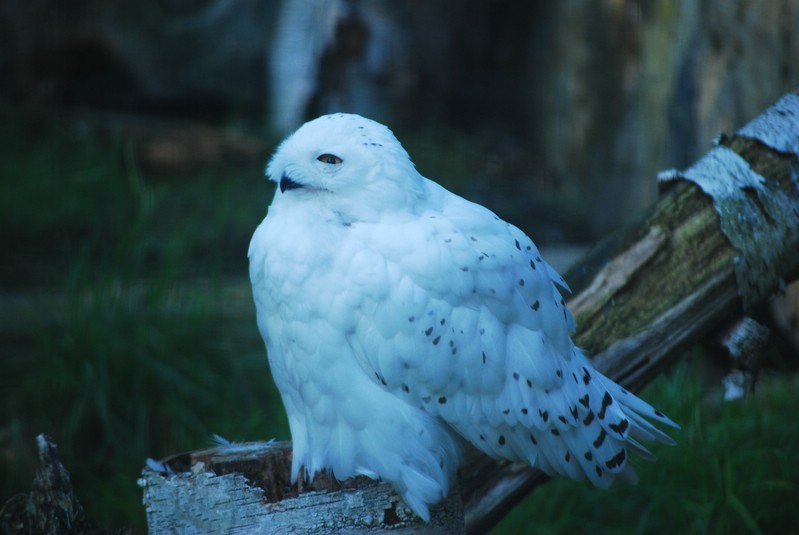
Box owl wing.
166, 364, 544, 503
346, 180, 676, 486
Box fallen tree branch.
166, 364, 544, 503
463, 91, 799, 533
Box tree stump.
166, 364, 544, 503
139, 441, 464, 533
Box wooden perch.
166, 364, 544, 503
140, 441, 464, 533
140, 93, 799, 533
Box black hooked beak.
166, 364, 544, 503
279, 173, 304, 193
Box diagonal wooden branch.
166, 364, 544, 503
140, 92, 799, 534
462, 91, 799, 533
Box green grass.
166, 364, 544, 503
1, 108, 797, 533
493, 358, 799, 535
0, 109, 285, 530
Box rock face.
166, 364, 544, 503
4, 0, 798, 235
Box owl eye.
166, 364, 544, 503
317, 153, 343, 165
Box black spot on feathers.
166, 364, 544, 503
531, 300, 540, 311
605, 449, 626, 470
438, 396, 447, 404
515, 239, 521, 250
425, 327, 433, 336
583, 411, 595, 426
432, 336, 441, 345
598, 392, 613, 420
593, 429, 607, 448
498, 435, 506, 446
609, 419, 629, 436
578, 394, 590, 408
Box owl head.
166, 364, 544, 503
266, 113, 426, 219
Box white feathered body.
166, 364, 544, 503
249, 113, 676, 520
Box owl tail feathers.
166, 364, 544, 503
600, 374, 681, 442
354, 454, 445, 522
390, 469, 442, 522
359, 411, 461, 522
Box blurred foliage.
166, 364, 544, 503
0, 107, 284, 530
0, 108, 270, 287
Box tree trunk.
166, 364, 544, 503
140, 92, 799, 534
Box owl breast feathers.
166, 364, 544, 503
248, 113, 678, 521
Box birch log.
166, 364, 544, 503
139, 441, 464, 534
140, 92, 799, 534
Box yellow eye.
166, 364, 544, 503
317, 153, 342, 165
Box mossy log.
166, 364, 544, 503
463, 91, 799, 533
141, 93, 799, 534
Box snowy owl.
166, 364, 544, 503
249, 113, 677, 520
